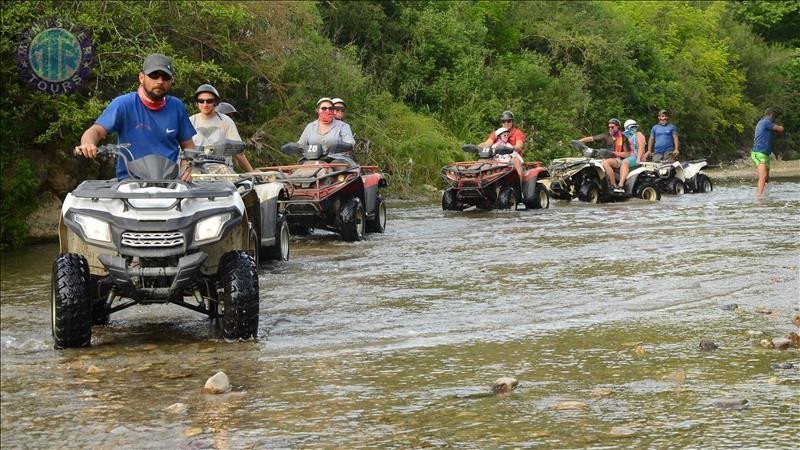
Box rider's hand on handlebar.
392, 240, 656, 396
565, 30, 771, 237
180, 162, 193, 183
74, 143, 98, 159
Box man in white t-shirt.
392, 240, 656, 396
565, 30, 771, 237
190, 84, 254, 172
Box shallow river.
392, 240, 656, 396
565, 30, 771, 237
2, 179, 799, 449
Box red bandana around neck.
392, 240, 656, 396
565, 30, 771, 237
137, 85, 166, 111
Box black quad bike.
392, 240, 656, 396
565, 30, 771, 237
262, 142, 387, 241
187, 140, 291, 263
52, 144, 259, 349
544, 140, 661, 203
440, 144, 550, 211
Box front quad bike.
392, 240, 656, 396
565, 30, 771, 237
542, 140, 660, 204
187, 140, 292, 263
262, 142, 387, 242
440, 144, 550, 211
52, 144, 259, 349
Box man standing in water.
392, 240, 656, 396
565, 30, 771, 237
648, 109, 680, 163
74, 54, 196, 181
752, 107, 784, 196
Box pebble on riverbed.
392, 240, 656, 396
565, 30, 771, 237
699, 339, 719, 351
204, 371, 230, 394
491, 377, 518, 394
792, 312, 800, 327
165, 402, 188, 414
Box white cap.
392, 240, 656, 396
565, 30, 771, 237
331, 97, 345, 106
495, 127, 509, 136
316, 97, 333, 107
624, 119, 638, 130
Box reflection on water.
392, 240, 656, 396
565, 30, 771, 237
2, 180, 798, 448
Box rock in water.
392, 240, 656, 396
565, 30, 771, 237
772, 338, 792, 350
550, 401, 587, 410
785, 332, 799, 348
791, 312, 800, 327
204, 371, 230, 394
491, 377, 518, 394
699, 339, 719, 351
712, 398, 748, 409
166, 402, 188, 414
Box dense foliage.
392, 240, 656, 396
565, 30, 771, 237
1, 0, 797, 247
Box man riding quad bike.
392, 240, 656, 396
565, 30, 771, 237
262, 142, 387, 241
53, 144, 260, 348
440, 144, 550, 211
543, 140, 661, 203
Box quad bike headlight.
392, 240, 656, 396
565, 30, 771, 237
73, 213, 111, 243
194, 213, 231, 242
658, 167, 670, 177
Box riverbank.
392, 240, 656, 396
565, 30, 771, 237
705, 158, 800, 180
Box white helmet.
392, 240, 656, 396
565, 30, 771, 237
495, 127, 509, 136
624, 119, 638, 130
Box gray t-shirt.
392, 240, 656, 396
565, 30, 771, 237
298, 119, 355, 150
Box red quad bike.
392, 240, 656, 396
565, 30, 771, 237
264, 142, 387, 241
440, 144, 550, 211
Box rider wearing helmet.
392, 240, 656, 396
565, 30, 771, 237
216, 102, 237, 116
616, 119, 647, 190
478, 111, 526, 192
190, 84, 254, 172
578, 118, 632, 192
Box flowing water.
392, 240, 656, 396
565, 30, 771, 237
2, 179, 799, 449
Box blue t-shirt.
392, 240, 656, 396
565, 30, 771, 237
753, 118, 775, 155
95, 92, 196, 179
649, 123, 677, 153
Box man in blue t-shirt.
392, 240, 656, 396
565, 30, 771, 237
75, 54, 196, 181
647, 109, 680, 162
751, 107, 785, 196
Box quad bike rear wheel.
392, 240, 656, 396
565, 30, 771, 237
496, 186, 518, 210
263, 217, 290, 261
578, 181, 601, 204
218, 251, 259, 340
340, 195, 366, 241
367, 193, 387, 233
442, 188, 462, 211
696, 174, 713, 193
669, 179, 686, 195
51, 253, 92, 349
638, 184, 661, 201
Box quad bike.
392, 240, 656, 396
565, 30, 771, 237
261, 142, 387, 242
639, 159, 713, 195
187, 140, 291, 263
543, 140, 661, 203
52, 144, 259, 349
440, 144, 550, 211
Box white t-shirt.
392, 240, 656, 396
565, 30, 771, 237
190, 112, 242, 166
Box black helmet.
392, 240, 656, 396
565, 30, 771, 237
500, 111, 515, 121
608, 118, 621, 127
194, 84, 220, 103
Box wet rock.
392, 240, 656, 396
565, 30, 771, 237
755, 304, 770, 314
792, 312, 800, 327
767, 377, 780, 384
608, 426, 637, 437
166, 402, 188, 414
786, 332, 799, 348
772, 338, 792, 350
770, 362, 794, 370
550, 401, 587, 410
591, 387, 613, 398
633, 344, 647, 356
184, 427, 203, 437
204, 371, 230, 394
760, 339, 774, 349
161, 370, 193, 379
712, 398, 749, 409
699, 339, 718, 351
746, 330, 764, 336
491, 377, 518, 394
721, 303, 738, 311
86, 365, 104, 374
665, 368, 687, 384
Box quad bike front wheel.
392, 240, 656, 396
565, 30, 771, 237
263, 216, 290, 261
340, 195, 366, 241
638, 184, 661, 201
696, 174, 713, 193
525, 184, 550, 209
367, 193, 387, 233
669, 179, 686, 195
496, 186, 518, 210
442, 188, 462, 211
578, 181, 601, 204
51, 253, 92, 349
218, 251, 259, 340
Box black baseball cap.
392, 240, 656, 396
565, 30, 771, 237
142, 53, 174, 77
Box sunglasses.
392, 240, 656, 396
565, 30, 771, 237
319, 106, 335, 112
196, 98, 216, 104
334, 106, 346, 111
501, 119, 513, 123
146, 71, 172, 81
